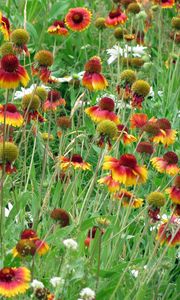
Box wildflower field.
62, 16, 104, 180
0, 0, 179, 299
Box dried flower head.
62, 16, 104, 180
97, 120, 118, 139
0, 42, 14, 56
0, 142, 19, 162
15, 239, 36, 256
57, 116, 71, 129
95, 17, 106, 29
171, 16, 180, 30
34, 50, 53, 67
11, 28, 29, 46
132, 80, 150, 97
127, 3, 141, 14
114, 27, 127, 39
35, 87, 48, 102
147, 191, 166, 208
120, 69, 137, 85
22, 93, 40, 110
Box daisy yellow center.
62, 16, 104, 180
0, 268, 15, 282
72, 13, 83, 24
1, 54, 19, 72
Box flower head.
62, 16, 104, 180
136, 141, 154, 155
131, 80, 150, 108
127, 3, 141, 14
43, 90, 66, 111
65, 7, 91, 32
85, 97, 119, 124
113, 189, 143, 208
0, 54, 29, 88
152, 118, 177, 147
31, 279, 44, 290
50, 277, 64, 288
57, 116, 71, 130
0, 141, 19, 174
130, 113, 148, 129
32, 50, 53, 82
63, 239, 78, 250
172, 16, 180, 30
11, 28, 29, 55
120, 69, 137, 87
154, 0, 175, 8
157, 217, 180, 247
48, 20, 68, 36
0, 12, 10, 40
117, 124, 137, 145
103, 154, 148, 186
95, 17, 106, 30
0, 103, 23, 127
59, 154, 91, 171
0, 266, 31, 298
147, 191, 166, 208
0, 42, 14, 56
151, 151, 179, 176
82, 56, 108, 91
166, 176, 180, 205
79, 287, 95, 300
98, 174, 120, 192
50, 208, 70, 227
105, 6, 127, 27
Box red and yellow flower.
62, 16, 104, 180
48, 20, 69, 36
103, 154, 148, 186
117, 124, 137, 145
59, 154, 91, 171
85, 97, 120, 124
65, 7, 91, 32
0, 54, 29, 89
152, 118, 177, 147
154, 0, 175, 8
98, 174, 120, 192
13, 229, 49, 257
151, 151, 179, 176
0, 142, 19, 174
32, 50, 53, 83
0, 12, 10, 40
105, 6, 127, 27
130, 113, 148, 129
0, 104, 23, 127
82, 56, 108, 91
0, 266, 30, 298
113, 189, 143, 208
166, 175, 180, 205
43, 90, 66, 111
157, 217, 180, 247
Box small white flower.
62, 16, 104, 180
14, 84, 50, 99
63, 238, 78, 250
131, 269, 139, 278
107, 44, 147, 65
31, 279, 44, 289
149, 87, 163, 99
50, 277, 65, 288
79, 287, 95, 300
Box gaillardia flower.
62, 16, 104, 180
0, 54, 29, 89
85, 97, 119, 124
157, 217, 180, 247
0, 142, 19, 174
0, 103, 23, 127
113, 189, 143, 208
98, 174, 120, 192
0, 12, 10, 40
103, 154, 148, 186
131, 80, 150, 108
59, 154, 91, 171
151, 151, 179, 176
82, 56, 108, 91
48, 20, 68, 36
130, 113, 148, 129
43, 90, 66, 111
97, 119, 118, 149
50, 208, 70, 227
127, 3, 141, 14
154, 0, 175, 8
166, 176, 180, 205
105, 6, 127, 27
22, 93, 44, 123
32, 50, 53, 83
57, 116, 71, 130
147, 191, 166, 208
117, 124, 137, 145
136, 141, 154, 155
65, 7, 91, 32
152, 118, 177, 147
0, 266, 31, 298
11, 28, 29, 56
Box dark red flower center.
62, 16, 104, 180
0, 268, 15, 282
53, 20, 65, 28
72, 12, 83, 24
163, 151, 178, 164
2, 103, 17, 113
47, 90, 61, 102
119, 154, 137, 169
156, 118, 171, 130
109, 8, 122, 19
117, 124, 128, 133
71, 154, 83, 163
99, 97, 115, 112
1, 54, 19, 72
21, 229, 37, 239
85, 57, 101, 73
136, 142, 153, 155
1, 16, 10, 30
